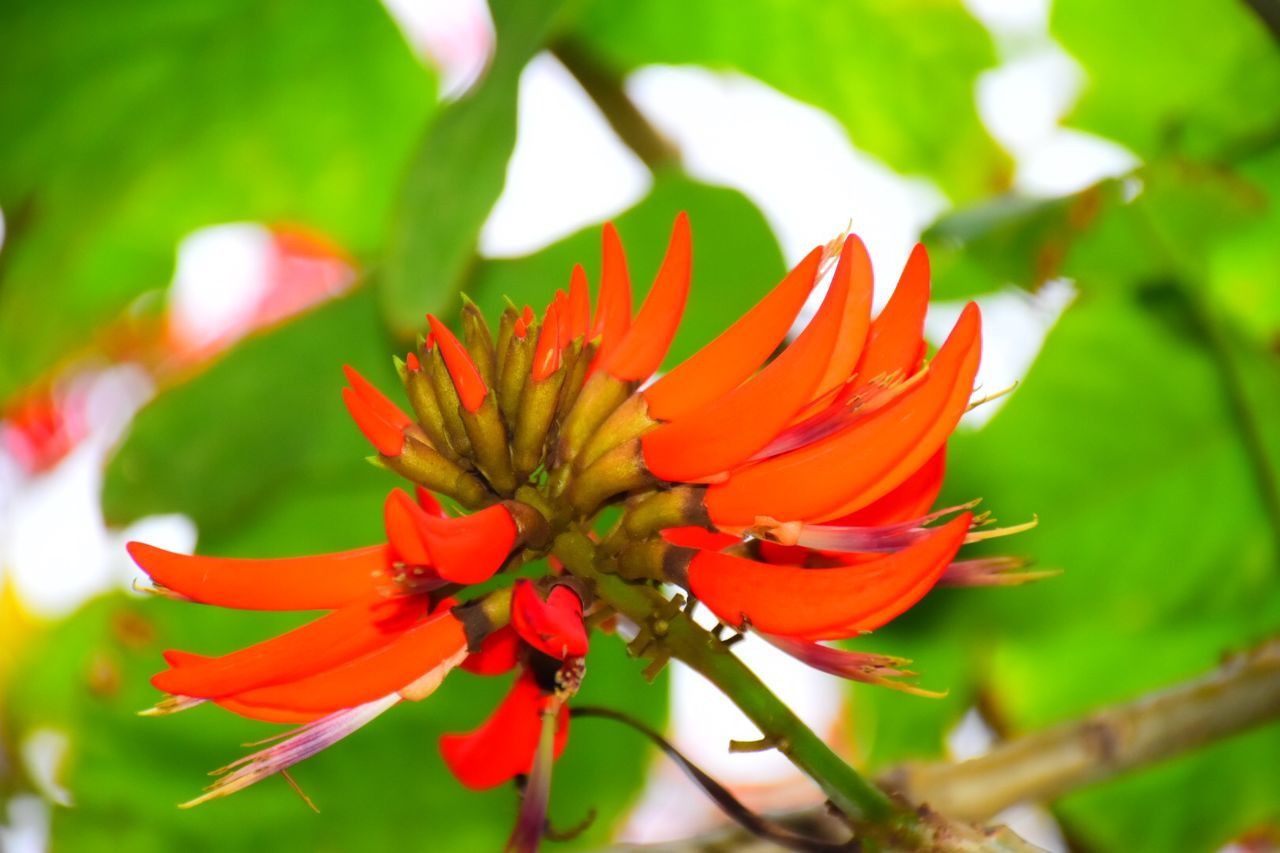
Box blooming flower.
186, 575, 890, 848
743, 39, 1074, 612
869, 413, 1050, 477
129, 213, 1033, 844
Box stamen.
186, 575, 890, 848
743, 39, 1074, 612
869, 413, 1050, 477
966, 381, 1018, 412
761, 634, 947, 698
941, 557, 1060, 587
963, 515, 1039, 544
181, 694, 400, 808
749, 367, 926, 462
139, 694, 205, 716
750, 500, 981, 552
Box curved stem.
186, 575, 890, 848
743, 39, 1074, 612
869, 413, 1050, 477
551, 530, 1041, 852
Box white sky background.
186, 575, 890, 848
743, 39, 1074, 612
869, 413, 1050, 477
0, 0, 1142, 849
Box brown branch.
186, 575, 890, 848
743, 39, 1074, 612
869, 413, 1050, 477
1242, 0, 1280, 42
551, 39, 680, 172
607, 636, 1280, 850
885, 636, 1280, 820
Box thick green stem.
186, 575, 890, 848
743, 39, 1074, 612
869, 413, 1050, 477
552, 529, 1042, 851
552, 532, 908, 840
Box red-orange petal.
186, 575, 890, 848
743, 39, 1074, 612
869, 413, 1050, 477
704, 303, 981, 526
462, 626, 522, 675
688, 513, 971, 637
342, 386, 405, 457
413, 503, 518, 585
641, 239, 851, 481
151, 596, 430, 698
343, 365, 412, 429
642, 247, 822, 423
415, 485, 448, 518
554, 288, 572, 347
568, 264, 591, 342
659, 527, 738, 551
855, 243, 931, 383
229, 606, 467, 714
599, 213, 692, 381
127, 541, 388, 611
591, 222, 633, 367
427, 315, 488, 412
384, 488, 434, 566
511, 580, 588, 660
808, 236, 873, 402
828, 446, 946, 529
533, 301, 562, 381
439, 670, 569, 790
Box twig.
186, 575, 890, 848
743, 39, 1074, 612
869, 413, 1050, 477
551, 40, 680, 171
1242, 0, 1280, 42
610, 636, 1280, 850
885, 636, 1280, 820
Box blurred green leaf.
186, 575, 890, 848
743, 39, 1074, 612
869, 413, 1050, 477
0, 0, 435, 400
571, 0, 1009, 201
924, 182, 1126, 300
379, 0, 577, 337
464, 174, 786, 368
849, 286, 1280, 849
928, 158, 1280, 340
1052, 0, 1280, 161
103, 291, 399, 556
5, 594, 664, 852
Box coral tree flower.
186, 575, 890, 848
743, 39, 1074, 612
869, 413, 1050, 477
129, 213, 1033, 844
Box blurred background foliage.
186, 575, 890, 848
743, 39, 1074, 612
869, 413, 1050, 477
1, 0, 1278, 851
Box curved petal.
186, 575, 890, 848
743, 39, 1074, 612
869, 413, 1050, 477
599, 213, 692, 382
462, 626, 522, 675
590, 222, 633, 369
127, 541, 389, 611
855, 243, 931, 383
808, 235, 873, 402
827, 446, 946, 528
704, 304, 981, 526
642, 247, 822, 423
511, 580, 588, 660
567, 264, 592, 342
229, 606, 468, 713
533, 300, 562, 381
342, 386, 405, 457
640, 239, 854, 481
427, 315, 488, 412
384, 488, 434, 567
439, 671, 569, 790
413, 503, 518, 585
151, 596, 430, 699
688, 513, 971, 637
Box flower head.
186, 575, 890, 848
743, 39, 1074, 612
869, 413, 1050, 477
129, 214, 1034, 842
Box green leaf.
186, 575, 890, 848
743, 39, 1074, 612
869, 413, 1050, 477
5, 594, 665, 852
1052, 0, 1280, 161
103, 290, 399, 556
848, 286, 1280, 848
463, 173, 787, 368
571, 0, 1009, 201
927, 158, 1280, 330
379, 0, 577, 337
0, 0, 435, 400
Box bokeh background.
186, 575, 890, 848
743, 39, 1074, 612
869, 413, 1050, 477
2, 0, 1278, 851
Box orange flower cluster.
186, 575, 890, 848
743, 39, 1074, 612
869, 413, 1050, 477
130, 214, 1034, 841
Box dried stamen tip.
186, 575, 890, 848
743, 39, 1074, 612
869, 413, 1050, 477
942, 557, 1060, 587
762, 633, 947, 698
139, 694, 206, 716
967, 381, 1019, 412
964, 514, 1039, 544
131, 578, 191, 602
